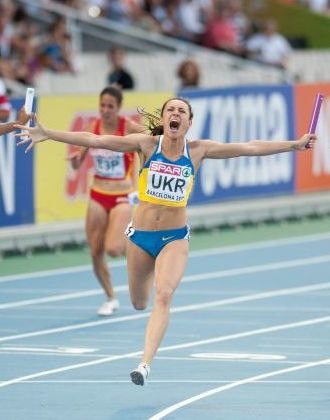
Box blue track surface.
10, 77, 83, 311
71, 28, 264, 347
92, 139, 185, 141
0, 233, 330, 419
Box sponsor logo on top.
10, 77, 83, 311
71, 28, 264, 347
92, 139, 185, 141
150, 161, 192, 177
150, 161, 180, 176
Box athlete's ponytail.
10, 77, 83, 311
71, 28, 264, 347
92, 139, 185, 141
137, 107, 163, 136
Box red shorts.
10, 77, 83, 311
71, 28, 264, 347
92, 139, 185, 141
90, 189, 130, 212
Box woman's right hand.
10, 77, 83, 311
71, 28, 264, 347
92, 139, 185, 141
15, 115, 48, 153
294, 133, 317, 150
66, 147, 86, 170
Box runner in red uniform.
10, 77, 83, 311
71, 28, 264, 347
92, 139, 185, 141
69, 85, 143, 316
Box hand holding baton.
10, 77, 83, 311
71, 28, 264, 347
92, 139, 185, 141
306, 93, 324, 148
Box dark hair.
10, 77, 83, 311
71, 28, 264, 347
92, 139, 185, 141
100, 85, 123, 106
177, 59, 200, 87
138, 97, 193, 136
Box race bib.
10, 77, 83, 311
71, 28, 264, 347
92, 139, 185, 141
145, 160, 192, 203
92, 150, 125, 178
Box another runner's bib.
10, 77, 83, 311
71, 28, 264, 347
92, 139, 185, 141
89, 117, 134, 181
138, 135, 194, 207
90, 149, 126, 179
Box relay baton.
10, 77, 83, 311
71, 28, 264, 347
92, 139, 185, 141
306, 93, 324, 148
24, 87, 35, 127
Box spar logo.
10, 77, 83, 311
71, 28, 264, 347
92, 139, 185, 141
150, 161, 181, 176
150, 161, 192, 178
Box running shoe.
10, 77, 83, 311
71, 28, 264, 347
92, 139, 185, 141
97, 298, 120, 316
130, 363, 150, 386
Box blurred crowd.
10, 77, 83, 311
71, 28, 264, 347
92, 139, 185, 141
286, 0, 330, 14
0, 0, 75, 89
0, 0, 325, 96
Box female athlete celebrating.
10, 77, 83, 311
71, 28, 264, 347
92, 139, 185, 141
16, 97, 316, 385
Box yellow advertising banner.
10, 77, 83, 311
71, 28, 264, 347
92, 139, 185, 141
36, 91, 172, 223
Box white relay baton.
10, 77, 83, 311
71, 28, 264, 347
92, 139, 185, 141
24, 87, 35, 127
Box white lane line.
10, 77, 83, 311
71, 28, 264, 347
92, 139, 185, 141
1, 254, 330, 310
16, 380, 330, 384
0, 350, 143, 388
190, 352, 286, 361
184, 254, 330, 285
0, 352, 309, 364
191, 231, 330, 258
0, 312, 148, 342
0, 346, 97, 354
150, 356, 309, 365
149, 358, 330, 420
0, 285, 127, 309
2, 231, 330, 283
0, 259, 125, 283
0, 316, 329, 389
0, 282, 329, 342
156, 316, 330, 353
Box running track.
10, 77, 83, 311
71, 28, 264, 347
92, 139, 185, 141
0, 232, 329, 419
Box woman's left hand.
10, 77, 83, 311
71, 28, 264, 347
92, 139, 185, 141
295, 133, 317, 150
15, 115, 48, 153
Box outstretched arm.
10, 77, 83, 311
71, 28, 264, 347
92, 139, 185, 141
0, 121, 16, 136
201, 134, 316, 159
15, 116, 146, 153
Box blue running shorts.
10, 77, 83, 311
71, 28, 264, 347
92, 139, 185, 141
125, 223, 190, 258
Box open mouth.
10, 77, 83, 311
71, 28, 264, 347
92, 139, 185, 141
169, 120, 180, 130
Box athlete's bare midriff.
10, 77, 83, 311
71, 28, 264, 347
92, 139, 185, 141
132, 200, 187, 230
92, 177, 134, 194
